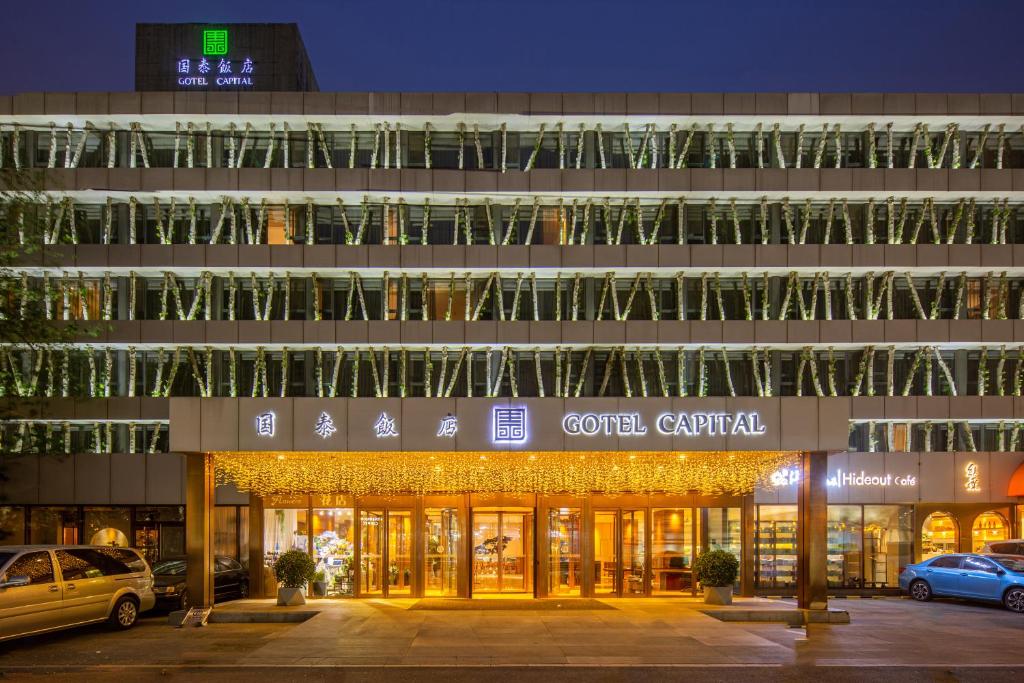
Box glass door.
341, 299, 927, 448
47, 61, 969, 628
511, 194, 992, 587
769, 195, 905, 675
359, 510, 385, 595
622, 510, 646, 596
387, 510, 413, 595
425, 508, 460, 596
594, 509, 647, 597
593, 511, 618, 595
472, 510, 533, 594
548, 508, 582, 596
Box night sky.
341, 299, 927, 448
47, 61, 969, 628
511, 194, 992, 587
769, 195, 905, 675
2, 0, 1023, 95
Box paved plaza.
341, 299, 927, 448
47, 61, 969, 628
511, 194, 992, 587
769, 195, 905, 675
0, 597, 1021, 680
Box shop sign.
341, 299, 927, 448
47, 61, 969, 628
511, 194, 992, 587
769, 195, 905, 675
255, 411, 276, 437
770, 467, 917, 488
561, 411, 765, 437
492, 406, 528, 443
176, 29, 255, 88
964, 462, 981, 491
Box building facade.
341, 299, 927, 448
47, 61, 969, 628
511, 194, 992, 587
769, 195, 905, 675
1, 27, 1023, 605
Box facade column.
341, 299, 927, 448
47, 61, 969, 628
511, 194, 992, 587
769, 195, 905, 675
248, 495, 264, 598
797, 450, 828, 610
185, 452, 216, 609
740, 493, 756, 597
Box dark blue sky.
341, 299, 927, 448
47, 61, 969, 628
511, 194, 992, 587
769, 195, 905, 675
3, 0, 1023, 95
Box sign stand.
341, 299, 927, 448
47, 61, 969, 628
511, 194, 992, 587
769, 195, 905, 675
178, 606, 213, 627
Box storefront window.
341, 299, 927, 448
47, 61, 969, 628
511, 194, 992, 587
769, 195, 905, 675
264, 508, 309, 567
135, 506, 184, 563
827, 505, 863, 588
548, 508, 582, 596
214, 507, 238, 560
312, 508, 354, 596
84, 507, 131, 548
972, 511, 1009, 552
425, 508, 459, 597
30, 507, 80, 545
651, 508, 697, 595
705, 507, 741, 587
921, 511, 958, 559
756, 505, 797, 589
0, 507, 25, 545
863, 505, 912, 588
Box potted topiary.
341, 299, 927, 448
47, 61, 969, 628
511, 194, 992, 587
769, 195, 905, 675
694, 548, 739, 605
273, 550, 316, 606
312, 569, 328, 598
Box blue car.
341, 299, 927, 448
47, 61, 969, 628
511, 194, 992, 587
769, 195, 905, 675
900, 553, 1024, 612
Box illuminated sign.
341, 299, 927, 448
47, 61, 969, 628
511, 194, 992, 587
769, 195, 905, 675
203, 29, 229, 55
562, 412, 766, 437
437, 414, 458, 438
492, 407, 528, 443
965, 462, 981, 491
314, 411, 337, 439
255, 411, 275, 437
770, 467, 917, 488
177, 28, 254, 88
374, 413, 398, 438
563, 413, 646, 436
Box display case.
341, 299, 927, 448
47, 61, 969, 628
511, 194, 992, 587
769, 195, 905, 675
756, 518, 797, 588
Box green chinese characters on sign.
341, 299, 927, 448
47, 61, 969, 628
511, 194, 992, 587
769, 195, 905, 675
203, 29, 228, 56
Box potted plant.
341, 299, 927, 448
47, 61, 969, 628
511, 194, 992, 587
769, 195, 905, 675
694, 548, 739, 605
273, 550, 316, 606
312, 569, 328, 598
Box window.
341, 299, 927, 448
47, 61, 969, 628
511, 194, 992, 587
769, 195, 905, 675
56, 548, 141, 579
921, 511, 958, 559
929, 555, 962, 569
963, 556, 998, 573
0, 507, 25, 545
4, 551, 55, 584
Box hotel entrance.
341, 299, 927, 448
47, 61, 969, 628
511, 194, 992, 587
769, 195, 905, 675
471, 509, 534, 595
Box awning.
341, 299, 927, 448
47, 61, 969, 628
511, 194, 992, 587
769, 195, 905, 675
1009, 461, 1024, 497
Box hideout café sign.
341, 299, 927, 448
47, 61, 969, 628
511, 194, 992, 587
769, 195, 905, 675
176, 28, 255, 88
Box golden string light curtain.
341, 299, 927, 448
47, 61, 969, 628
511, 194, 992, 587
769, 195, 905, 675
213, 450, 798, 497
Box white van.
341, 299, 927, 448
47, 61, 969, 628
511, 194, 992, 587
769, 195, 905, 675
0, 545, 156, 642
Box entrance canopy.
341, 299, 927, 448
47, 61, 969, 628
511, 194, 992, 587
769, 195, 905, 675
213, 450, 798, 497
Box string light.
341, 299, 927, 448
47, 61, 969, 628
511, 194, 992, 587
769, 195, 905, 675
213, 450, 798, 497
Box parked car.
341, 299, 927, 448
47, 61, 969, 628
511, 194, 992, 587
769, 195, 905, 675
900, 553, 1024, 612
980, 540, 1024, 555
0, 545, 155, 642
151, 556, 248, 611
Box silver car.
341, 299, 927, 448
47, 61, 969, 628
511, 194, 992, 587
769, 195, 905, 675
0, 545, 156, 642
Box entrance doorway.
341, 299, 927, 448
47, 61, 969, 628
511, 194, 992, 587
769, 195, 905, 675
471, 510, 534, 595
359, 509, 413, 596
594, 509, 646, 596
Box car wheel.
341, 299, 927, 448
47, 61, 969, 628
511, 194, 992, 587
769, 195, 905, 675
238, 581, 249, 599
109, 596, 139, 629
909, 580, 932, 602
1004, 587, 1024, 613
179, 589, 190, 612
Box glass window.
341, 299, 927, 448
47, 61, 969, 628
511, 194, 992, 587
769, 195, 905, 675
705, 507, 742, 579
972, 511, 1009, 552
963, 556, 998, 573
929, 555, 963, 569
0, 507, 25, 545
84, 507, 131, 548
30, 507, 80, 545
828, 505, 863, 589
863, 505, 913, 588
921, 512, 958, 559
756, 505, 798, 589
55, 548, 140, 578
312, 508, 355, 596
214, 506, 238, 560
263, 508, 308, 568
548, 508, 582, 596
651, 508, 697, 595
992, 555, 1024, 572
4, 551, 54, 584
